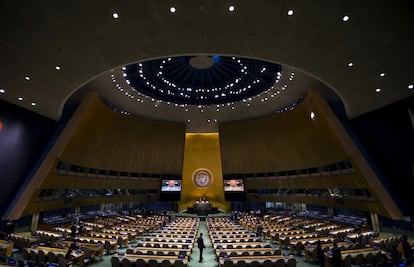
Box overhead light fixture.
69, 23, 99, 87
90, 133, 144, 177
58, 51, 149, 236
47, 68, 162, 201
170, 7, 176, 13
375, 88, 381, 93
408, 84, 413, 90
228, 5, 235, 12
55, 66, 61, 70
287, 10, 294, 16
342, 15, 350, 22
24, 76, 30, 81
379, 72, 385, 77
0, 89, 5, 94
112, 12, 119, 19
31, 102, 36, 106
347, 62, 354, 67
310, 111, 316, 120
18, 97, 23, 101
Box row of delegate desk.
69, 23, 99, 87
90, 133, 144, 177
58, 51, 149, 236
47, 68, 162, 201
10, 214, 171, 266
237, 212, 402, 267
113, 217, 200, 267
207, 216, 297, 267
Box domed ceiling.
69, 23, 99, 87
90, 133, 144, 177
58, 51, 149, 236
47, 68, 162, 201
88, 55, 332, 132
0, 0, 412, 133
123, 55, 282, 105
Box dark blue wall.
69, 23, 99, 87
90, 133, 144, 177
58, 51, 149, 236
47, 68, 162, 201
0, 100, 56, 217
349, 96, 414, 217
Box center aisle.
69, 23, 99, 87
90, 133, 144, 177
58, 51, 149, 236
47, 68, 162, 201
189, 220, 218, 267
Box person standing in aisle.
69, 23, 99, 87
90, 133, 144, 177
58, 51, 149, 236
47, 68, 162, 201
197, 232, 206, 263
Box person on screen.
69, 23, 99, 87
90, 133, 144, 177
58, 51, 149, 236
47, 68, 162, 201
226, 179, 244, 191
163, 180, 181, 191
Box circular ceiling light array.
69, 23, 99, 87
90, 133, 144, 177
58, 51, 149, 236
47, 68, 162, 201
122, 55, 282, 106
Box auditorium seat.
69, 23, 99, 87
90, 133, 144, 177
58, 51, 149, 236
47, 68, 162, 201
136, 259, 145, 267
147, 259, 158, 267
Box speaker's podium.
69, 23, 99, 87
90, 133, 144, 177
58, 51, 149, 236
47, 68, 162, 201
187, 200, 218, 216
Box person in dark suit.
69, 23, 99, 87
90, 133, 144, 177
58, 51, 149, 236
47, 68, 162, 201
256, 223, 263, 238
70, 222, 77, 238
316, 240, 325, 267
197, 232, 206, 263
331, 242, 342, 267
401, 235, 413, 265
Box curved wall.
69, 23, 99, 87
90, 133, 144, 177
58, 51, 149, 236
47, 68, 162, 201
61, 95, 186, 174
220, 91, 348, 173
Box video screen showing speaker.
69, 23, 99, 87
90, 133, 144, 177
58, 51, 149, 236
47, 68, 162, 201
223, 179, 245, 192
160, 179, 181, 201
161, 179, 182, 192
224, 178, 246, 201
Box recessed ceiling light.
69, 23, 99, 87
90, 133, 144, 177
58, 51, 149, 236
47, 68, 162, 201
55, 66, 61, 70
0, 89, 5, 93
342, 15, 350, 22
170, 7, 176, 13
408, 84, 413, 89
18, 97, 23, 101
310, 111, 316, 120
379, 72, 385, 77
187, 119, 191, 122
287, 10, 294, 16
228, 5, 235, 12
112, 12, 119, 19
347, 62, 354, 67
31, 102, 36, 106
375, 88, 381, 93
24, 76, 30, 81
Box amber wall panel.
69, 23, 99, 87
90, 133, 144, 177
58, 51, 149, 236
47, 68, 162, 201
61, 96, 186, 173
220, 93, 348, 173
179, 133, 230, 212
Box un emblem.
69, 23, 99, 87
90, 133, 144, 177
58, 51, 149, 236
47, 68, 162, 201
192, 169, 212, 188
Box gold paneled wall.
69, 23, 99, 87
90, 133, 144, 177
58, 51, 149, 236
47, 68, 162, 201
179, 133, 230, 211
61, 95, 186, 173
219, 91, 348, 173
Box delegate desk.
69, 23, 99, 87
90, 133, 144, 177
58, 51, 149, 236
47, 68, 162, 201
35, 230, 63, 239
75, 236, 118, 252
117, 253, 188, 266
139, 241, 194, 249
0, 240, 14, 257
329, 228, 354, 237
219, 254, 296, 267
213, 242, 266, 250
304, 241, 350, 262
62, 240, 104, 260
325, 247, 383, 267
132, 247, 192, 257
89, 232, 128, 247
135, 242, 192, 251
213, 237, 262, 243
143, 237, 194, 244
216, 247, 282, 257
27, 246, 86, 266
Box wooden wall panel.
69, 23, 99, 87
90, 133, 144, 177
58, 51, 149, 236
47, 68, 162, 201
220, 90, 403, 219
60, 95, 186, 174
220, 93, 348, 174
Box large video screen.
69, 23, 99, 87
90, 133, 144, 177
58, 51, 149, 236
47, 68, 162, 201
223, 179, 245, 192
160, 179, 182, 192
